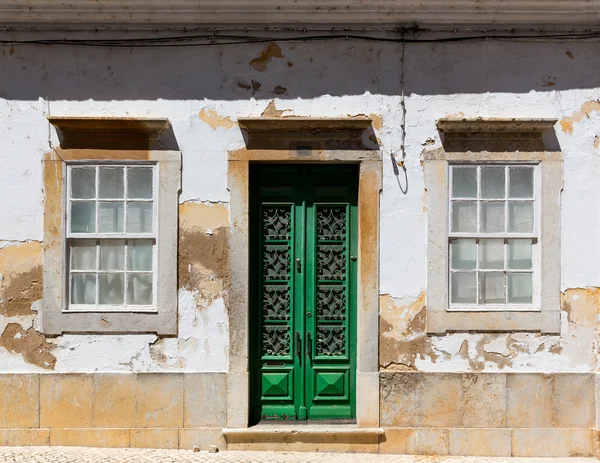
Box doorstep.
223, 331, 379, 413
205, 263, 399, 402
222, 424, 384, 453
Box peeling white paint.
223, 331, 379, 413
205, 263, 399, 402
0, 37, 599, 373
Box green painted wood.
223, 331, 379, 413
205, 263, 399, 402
250, 165, 358, 423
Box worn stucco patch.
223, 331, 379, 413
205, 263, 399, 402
560, 100, 600, 133
379, 292, 440, 370
178, 202, 229, 306
199, 109, 236, 130
0, 323, 56, 369
0, 241, 42, 317
249, 43, 283, 71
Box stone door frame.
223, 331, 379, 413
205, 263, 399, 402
226, 120, 382, 428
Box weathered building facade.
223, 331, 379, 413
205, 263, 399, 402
1, 0, 600, 457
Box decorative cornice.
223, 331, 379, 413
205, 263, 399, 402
1, 0, 599, 30
436, 118, 559, 133
238, 117, 373, 134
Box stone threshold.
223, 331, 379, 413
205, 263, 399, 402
223, 424, 384, 437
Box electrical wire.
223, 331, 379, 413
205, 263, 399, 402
0, 31, 599, 47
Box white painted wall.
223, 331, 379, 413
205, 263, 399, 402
0, 36, 598, 373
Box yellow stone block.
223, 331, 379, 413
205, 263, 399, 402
135, 374, 183, 428
40, 374, 93, 428
512, 428, 594, 457
50, 428, 129, 448
0, 429, 49, 446
553, 374, 595, 427
507, 374, 552, 427
0, 374, 39, 428
449, 428, 511, 457
93, 374, 136, 428
461, 374, 507, 427
130, 429, 179, 449
183, 373, 226, 428
179, 428, 225, 451
406, 429, 449, 455
420, 374, 462, 427
379, 428, 409, 454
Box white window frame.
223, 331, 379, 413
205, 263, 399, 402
42, 147, 180, 336
65, 163, 159, 313
424, 119, 562, 334
447, 163, 541, 312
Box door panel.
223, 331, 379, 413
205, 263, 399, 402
250, 165, 357, 423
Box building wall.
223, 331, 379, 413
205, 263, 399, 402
0, 35, 599, 455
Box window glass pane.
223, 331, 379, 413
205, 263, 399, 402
481, 202, 505, 233
451, 272, 476, 304
451, 201, 477, 233
479, 272, 506, 304
508, 202, 534, 233
507, 239, 533, 270
127, 273, 153, 305
127, 202, 153, 233
479, 239, 504, 269
98, 202, 124, 233
99, 167, 124, 199
71, 167, 96, 199
127, 168, 153, 199
509, 167, 534, 198
451, 239, 476, 269
508, 273, 533, 303
70, 240, 97, 270
71, 273, 96, 305
99, 240, 125, 271
71, 202, 96, 233
98, 274, 124, 305
128, 240, 153, 271
452, 167, 477, 198
481, 167, 505, 199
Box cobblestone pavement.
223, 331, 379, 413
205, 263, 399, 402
0, 447, 597, 463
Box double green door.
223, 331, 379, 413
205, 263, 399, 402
250, 165, 358, 422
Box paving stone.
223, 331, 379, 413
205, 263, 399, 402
0, 447, 597, 463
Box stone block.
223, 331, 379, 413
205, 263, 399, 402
135, 374, 183, 428
461, 374, 506, 427
130, 429, 179, 449
379, 373, 421, 427
0, 429, 49, 446
183, 373, 226, 428
507, 374, 552, 428
49, 428, 129, 448
179, 428, 225, 451
406, 429, 449, 455
0, 374, 39, 428
357, 371, 379, 428
553, 374, 594, 427
512, 428, 594, 457
449, 428, 511, 457
225, 371, 248, 428
379, 428, 409, 454
419, 374, 462, 427
40, 374, 93, 428
93, 374, 136, 428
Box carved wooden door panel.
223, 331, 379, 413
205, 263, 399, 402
250, 165, 357, 422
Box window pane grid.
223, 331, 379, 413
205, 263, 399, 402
69, 239, 155, 309
449, 165, 537, 310
68, 165, 156, 237
67, 164, 157, 311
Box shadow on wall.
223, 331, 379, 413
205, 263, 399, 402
0, 39, 598, 101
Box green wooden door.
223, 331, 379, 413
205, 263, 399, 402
250, 165, 358, 422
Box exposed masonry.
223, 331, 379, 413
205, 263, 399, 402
0, 37, 599, 373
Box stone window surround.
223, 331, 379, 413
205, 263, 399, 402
225, 117, 382, 429
42, 117, 181, 336
425, 119, 562, 334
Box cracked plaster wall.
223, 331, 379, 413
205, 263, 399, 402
0, 37, 599, 373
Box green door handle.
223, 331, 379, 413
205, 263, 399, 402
306, 332, 312, 360
296, 332, 301, 358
